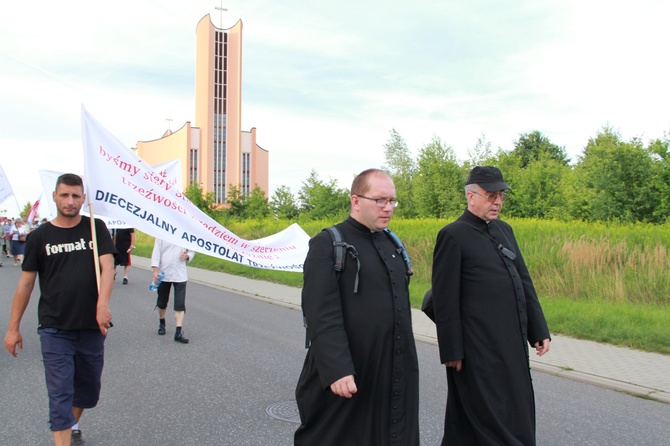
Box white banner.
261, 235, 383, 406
0, 164, 15, 205
40, 158, 182, 229
81, 105, 309, 272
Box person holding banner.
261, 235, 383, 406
150, 238, 195, 343
3, 173, 116, 446
294, 169, 420, 445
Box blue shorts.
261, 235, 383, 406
156, 281, 187, 312
38, 328, 105, 431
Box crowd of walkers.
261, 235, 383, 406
1, 216, 47, 267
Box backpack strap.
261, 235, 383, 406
325, 226, 361, 294
303, 226, 360, 348
383, 228, 414, 276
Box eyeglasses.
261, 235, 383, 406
357, 195, 399, 208
470, 190, 506, 203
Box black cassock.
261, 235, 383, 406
432, 210, 550, 446
295, 217, 420, 446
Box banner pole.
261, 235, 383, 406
82, 105, 102, 293
88, 199, 102, 293
86, 200, 102, 292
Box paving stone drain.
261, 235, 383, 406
266, 400, 301, 423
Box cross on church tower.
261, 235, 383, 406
215, 1, 227, 28
166, 116, 173, 131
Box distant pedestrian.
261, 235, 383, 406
0, 220, 5, 266
9, 217, 28, 266
3, 173, 115, 446
150, 239, 194, 343
112, 228, 136, 284
431, 166, 551, 445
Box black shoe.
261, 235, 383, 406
174, 331, 189, 344
122, 277, 128, 284
71, 429, 87, 445
158, 325, 166, 335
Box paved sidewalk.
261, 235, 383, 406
133, 257, 670, 404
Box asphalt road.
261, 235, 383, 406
1, 263, 669, 445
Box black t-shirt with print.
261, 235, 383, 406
23, 216, 116, 330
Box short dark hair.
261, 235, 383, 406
351, 168, 390, 196
55, 173, 84, 191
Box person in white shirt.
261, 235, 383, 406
10, 218, 28, 266
150, 239, 195, 343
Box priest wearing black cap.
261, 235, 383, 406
431, 166, 551, 445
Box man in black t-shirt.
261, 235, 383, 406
4, 173, 115, 446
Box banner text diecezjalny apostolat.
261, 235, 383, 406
81, 106, 309, 271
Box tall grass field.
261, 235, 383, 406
134, 217, 670, 354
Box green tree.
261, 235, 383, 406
244, 185, 271, 219
382, 129, 417, 218
506, 153, 570, 219
21, 201, 32, 221
466, 132, 495, 167
648, 132, 670, 222
298, 170, 349, 220
224, 184, 271, 220
511, 130, 569, 168
574, 126, 658, 222
225, 184, 246, 218
413, 136, 465, 218
270, 185, 300, 220
184, 182, 221, 219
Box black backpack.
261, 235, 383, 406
325, 226, 413, 294
303, 226, 413, 347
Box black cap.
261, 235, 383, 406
465, 166, 511, 192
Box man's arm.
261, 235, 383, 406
96, 253, 115, 336
302, 232, 355, 389
4, 271, 38, 357
432, 228, 466, 365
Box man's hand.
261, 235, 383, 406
4, 330, 23, 357
97, 304, 113, 337
330, 375, 358, 398
445, 359, 462, 372
534, 338, 551, 356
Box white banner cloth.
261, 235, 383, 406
81, 106, 309, 272
40, 158, 182, 229
0, 164, 15, 205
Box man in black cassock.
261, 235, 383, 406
432, 166, 551, 446
295, 169, 419, 446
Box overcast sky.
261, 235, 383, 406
1, 0, 668, 216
